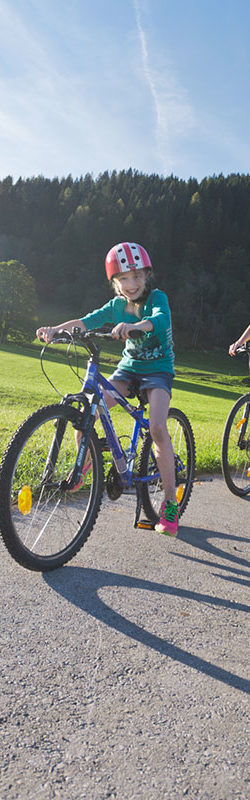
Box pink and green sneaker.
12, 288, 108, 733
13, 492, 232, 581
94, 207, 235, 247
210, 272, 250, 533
155, 500, 179, 536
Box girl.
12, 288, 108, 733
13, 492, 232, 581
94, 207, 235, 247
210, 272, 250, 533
36, 242, 179, 536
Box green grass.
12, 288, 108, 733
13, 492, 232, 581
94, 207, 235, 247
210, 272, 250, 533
172, 348, 249, 472
0, 340, 249, 474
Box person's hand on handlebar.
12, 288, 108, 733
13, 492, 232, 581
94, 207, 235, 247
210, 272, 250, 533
36, 326, 57, 343
111, 320, 153, 341
36, 319, 86, 343
111, 322, 137, 341
229, 324, 250, 356
229, 340, 240, 356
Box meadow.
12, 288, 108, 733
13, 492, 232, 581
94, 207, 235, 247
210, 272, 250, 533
0, 338, 249, 474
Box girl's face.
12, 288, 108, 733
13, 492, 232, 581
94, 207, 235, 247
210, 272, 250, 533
114, 268, 147, 301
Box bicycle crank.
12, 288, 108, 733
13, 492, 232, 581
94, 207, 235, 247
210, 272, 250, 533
106, 464, 123, 500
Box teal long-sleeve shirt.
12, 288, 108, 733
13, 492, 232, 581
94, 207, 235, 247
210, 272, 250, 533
81, 289, 175, 375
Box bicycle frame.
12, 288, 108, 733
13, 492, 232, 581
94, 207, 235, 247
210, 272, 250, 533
64, 351, 156, 491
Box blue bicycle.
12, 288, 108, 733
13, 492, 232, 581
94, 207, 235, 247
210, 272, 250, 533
0, 328, 195, 571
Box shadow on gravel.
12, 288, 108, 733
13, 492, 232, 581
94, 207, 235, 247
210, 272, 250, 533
172, 525, 250, 589
44, 554, 250, 696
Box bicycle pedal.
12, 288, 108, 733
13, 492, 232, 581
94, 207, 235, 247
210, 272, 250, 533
136, 519, 155, 530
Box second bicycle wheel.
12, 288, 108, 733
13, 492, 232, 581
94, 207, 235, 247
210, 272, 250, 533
138, 407, 196, 523
0, 404, 104, 571
221, 393, 250, 496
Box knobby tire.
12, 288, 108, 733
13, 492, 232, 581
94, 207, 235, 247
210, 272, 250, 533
0, 404, 104, 571
221, 393, 250, 496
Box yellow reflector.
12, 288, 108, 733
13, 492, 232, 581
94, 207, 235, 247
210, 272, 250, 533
236, 418, 246, 429
247, 468, 250, 478
18, 485, 32, 515
176, 484, 184, 503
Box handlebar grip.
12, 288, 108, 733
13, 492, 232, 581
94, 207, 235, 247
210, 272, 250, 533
128, 329, 143, 339
57, 329, 72, 341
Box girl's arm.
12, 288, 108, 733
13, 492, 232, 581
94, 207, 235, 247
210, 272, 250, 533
229, 324, 250, 356
37, 299, 117, 342
36, 319, 86, 343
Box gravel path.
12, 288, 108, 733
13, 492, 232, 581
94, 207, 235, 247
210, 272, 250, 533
0, 476, 249, 800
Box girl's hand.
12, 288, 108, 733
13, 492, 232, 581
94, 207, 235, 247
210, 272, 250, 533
36, 319, 85, 343
111, 321, 152, 340
111, 322, 138, 341
36, 326, 57, 343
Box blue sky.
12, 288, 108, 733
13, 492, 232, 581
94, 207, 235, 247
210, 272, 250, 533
0, 0, 250, 183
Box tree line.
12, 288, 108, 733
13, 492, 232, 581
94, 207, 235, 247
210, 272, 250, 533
0, 169, 249, 348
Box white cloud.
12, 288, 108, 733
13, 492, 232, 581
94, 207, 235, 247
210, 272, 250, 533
0, 0, 48, 74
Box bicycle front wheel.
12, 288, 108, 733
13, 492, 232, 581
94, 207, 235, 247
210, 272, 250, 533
0, 404, 104, 571
138, 407, 195, 523
221, 393, 250, 496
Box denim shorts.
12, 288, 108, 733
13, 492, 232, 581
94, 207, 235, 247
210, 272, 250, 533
109, 368, 174, 397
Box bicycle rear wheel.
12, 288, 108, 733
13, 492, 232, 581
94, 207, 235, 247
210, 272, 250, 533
221, 393, 250, 496
138, 407, 195, 523
0, 404, 104, 571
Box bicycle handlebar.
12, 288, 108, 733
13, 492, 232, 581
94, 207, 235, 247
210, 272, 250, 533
41, 326, 143, 345
234, 342, 250, 356
38, 325, 145, 399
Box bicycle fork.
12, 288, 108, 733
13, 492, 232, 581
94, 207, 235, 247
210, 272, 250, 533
41, 404, 90, 490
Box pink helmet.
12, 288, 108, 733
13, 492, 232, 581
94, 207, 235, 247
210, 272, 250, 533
105, 242, 152, 280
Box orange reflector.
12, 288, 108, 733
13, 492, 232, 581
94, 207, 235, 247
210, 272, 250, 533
247, 468, 250, 478
137, 520, 154, 530
236, 418, 246, 429
176, 484, 184, 503
18, 485, 32, 515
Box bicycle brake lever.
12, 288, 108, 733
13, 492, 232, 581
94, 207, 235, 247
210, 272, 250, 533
50, 329, 72, 344
72, 326, 83, 336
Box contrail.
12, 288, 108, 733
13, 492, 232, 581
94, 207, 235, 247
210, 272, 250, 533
133, 0, 163, 131
133, 0, 194, 173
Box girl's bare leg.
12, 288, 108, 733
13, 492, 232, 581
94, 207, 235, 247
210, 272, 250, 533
103, 379, 130, 409
147, 388, 176, 503
75, 379, 130, 448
